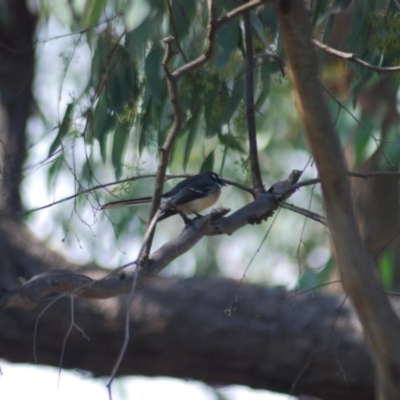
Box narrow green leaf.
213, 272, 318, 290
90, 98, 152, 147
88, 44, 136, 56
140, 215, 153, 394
90, 37, 107, 83
106, 46, 137, 115
47, 154, 63, 190
144, 46, 164, 104
250, 15, 268, 46
93, 94, 117, 163
342, 2, 372, 53
215, 19, 240, 69
204, 96, 221, 137
94, 94, 117, 136
258, 5, 278, 41
220, 138, 229, 174
171, 1, 196, 40
221, 77, 244, 124
260, 61, 272, 98
204, 81, 222, 137
112, 122, 130, 180
254, 88, 268, 111
48, 102, 74, 157
200, 150, 215, 172
126, 22, 149, 62
183, 111, 202, 171
218, 133, 245, 154
84, 0, 107, 27
138, 98, 153, 154
354, 121, 374, 165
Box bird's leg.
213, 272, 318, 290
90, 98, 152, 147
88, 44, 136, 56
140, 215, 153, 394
176, 208, 191, 224
163, 202, 191, 224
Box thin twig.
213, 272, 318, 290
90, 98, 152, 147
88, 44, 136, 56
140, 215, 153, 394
349, 171, 400, 179
217, 0, 269, 30
313, 39, 400, 73
292, 178, 321, 190
165, 0, 189, 63
106, 258, 139, 396
20, 174, 186, 215
281, 203, 326, 226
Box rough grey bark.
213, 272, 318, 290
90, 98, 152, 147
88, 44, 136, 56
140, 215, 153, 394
1, 276, 375, 400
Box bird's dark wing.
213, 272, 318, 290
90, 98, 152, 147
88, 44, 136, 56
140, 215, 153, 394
163, 184, 209, 206
162, 175, 201, 198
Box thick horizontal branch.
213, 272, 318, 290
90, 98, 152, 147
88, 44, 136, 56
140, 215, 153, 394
1, 277, 375, 400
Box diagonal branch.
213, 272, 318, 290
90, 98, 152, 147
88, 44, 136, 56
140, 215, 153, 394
2, 177, 296, 310
277, 1, 400, 398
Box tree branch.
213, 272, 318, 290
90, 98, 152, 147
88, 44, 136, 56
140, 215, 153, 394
281, 203, 326, 226
1, 276, 375, 400
313, 39, 400, 73
3, 171, 306, 310
277, 1, 400, 398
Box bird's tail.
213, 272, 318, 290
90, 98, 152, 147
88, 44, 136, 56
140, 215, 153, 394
100, 197, 152, 210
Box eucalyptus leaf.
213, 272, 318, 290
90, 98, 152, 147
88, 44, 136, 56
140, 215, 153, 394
48, 102, 74, 157
183, 111, 202, 171
112, 122, 130, 180
200, 150, 215, 172
221, 77, 245, 124
84, 0, 107, 27
92, 94, 117, 162
144, 46, 164, 105
215, 19, 240, 69
250, 14, 268, 46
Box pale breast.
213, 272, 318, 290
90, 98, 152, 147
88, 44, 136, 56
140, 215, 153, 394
179, 189, 221, 214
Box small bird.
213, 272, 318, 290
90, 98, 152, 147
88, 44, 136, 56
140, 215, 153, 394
101, 171, 226, 221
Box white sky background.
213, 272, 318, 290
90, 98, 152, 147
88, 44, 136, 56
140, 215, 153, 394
0, 361, 293, 400
5, 8, 325, 400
